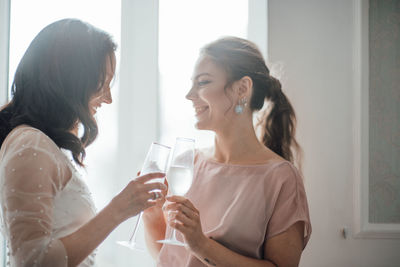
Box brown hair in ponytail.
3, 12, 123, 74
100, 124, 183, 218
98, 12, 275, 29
201, 36, 301, 166
260, 76, 301, 165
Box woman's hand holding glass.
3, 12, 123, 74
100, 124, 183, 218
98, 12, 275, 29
110, 173, 167, 223
117, 142, 171, 250
157, 137, 195, 246
163, 195, 208, 252
143, 178, 168, 214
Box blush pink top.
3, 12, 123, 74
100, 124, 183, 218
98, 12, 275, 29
157, 150, 311, 267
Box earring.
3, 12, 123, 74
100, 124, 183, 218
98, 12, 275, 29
234, 98, 247, 114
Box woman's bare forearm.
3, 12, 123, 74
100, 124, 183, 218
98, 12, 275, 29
191, 237, 277, 267
142, 207, 167, 259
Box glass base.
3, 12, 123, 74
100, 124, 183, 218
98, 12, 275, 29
156, 239, 187, 247
116, 240, 145, 251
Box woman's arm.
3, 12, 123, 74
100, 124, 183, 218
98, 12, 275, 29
142, 204, 167, 259
1, 146, 165, 267
59, 173, 166, 267
142, 178, 169, 259
187, 222, 304, 267
165, 196, 304, 267
263, 221, 304, 267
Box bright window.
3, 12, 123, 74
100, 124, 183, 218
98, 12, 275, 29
159, 0, 249, 148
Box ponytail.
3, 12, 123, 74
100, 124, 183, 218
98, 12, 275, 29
259, 76, 301, 166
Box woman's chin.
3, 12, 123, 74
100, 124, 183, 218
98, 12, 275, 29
195, 120, 210, 131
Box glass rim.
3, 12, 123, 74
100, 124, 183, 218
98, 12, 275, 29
152, 142, 171, 149
176, 137, 195, 142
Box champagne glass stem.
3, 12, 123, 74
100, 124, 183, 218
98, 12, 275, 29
170, 228, 179, 243
128, 212, 143, 244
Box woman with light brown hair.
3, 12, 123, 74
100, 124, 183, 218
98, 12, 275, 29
144, 36, 311, 267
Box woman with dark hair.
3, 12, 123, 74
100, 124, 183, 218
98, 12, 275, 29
0, 19, 166, 266
144, 37, 311, 267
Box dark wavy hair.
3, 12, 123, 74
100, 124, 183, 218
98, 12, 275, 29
0, 19, 117, 166
201, 36, 301, 166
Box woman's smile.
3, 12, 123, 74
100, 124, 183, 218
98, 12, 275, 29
194, 105, 209, 117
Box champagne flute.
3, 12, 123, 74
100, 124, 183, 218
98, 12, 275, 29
157, 137, 195, 246
117, 142, 171, 250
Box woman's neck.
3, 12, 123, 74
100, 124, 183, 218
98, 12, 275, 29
212, 120, 269, 164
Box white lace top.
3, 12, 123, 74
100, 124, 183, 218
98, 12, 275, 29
0, 126, 97, 267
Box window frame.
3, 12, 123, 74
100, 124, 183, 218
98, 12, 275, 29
0, 0, 10, 106
0, 0, 10, 264
353, 0, 400, 239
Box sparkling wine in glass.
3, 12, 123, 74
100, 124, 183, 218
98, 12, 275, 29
157, 137, 195, 246
117, 142, 170, 250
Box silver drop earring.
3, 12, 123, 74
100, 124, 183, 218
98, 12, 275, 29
234, 98, 247, 114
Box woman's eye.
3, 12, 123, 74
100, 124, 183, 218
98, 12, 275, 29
198, 80, 211, 86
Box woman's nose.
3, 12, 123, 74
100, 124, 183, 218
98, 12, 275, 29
185, 86, 196, 100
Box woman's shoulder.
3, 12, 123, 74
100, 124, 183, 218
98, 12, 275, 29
194, 147, 292, 170
194, 147, 215, 165
1, 125, 61, 158
266, 160, 304, 189
1, 125, 72, 187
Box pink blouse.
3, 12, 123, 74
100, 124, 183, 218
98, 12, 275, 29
157, 150, 311, 267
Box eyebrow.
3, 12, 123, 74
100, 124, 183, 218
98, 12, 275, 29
192, 72, 213, 80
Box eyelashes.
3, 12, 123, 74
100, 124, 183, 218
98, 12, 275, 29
198, 80, 211, 86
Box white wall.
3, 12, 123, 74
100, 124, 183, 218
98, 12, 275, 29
267, 0, 400, 266
92, 1, 160, 266
0, 0, 9, 106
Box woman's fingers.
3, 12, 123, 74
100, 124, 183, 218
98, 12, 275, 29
164, 202, 198, 219
168, 219, 183, 231
135, 190, 164, 203
113, 173, 168, 220
166, 196, 198, 212
168, 210, 196, 227
163, 196, 207, 251
168, 219, 188, 233
164, 199, 200, 229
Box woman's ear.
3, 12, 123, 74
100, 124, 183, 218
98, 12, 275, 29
236, 76, 253, 99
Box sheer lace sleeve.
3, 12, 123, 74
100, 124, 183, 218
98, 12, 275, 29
0, 127, 69, 267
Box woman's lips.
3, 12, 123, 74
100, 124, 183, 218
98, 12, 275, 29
195, 106, 208, 116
